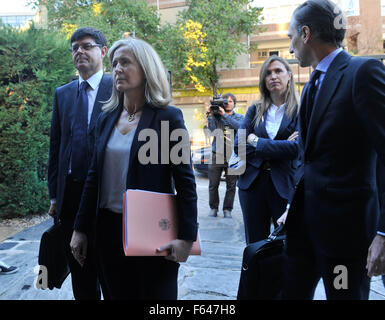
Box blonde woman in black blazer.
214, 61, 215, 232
235, 55, 300, 245
70, 37, 198, 300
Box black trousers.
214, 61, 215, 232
208, 161, 238, 211
281, 184, 370, 300
61, 176, 101, 300
281, 245, 371, 300
95, 209, 180, 300
238, 170, 287, 244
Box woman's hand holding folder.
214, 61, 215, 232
156, 239, 194, 262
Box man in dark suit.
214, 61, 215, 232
281, 0, 385, 299
48, 27, 112, 300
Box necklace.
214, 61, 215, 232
127, 112, 137, 122
124, 106, 139, 122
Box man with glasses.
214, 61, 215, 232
48, 27, 112, 300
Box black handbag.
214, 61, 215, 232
37, 218, 70, 290
237, 224, 286, 300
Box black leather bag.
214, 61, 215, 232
37, 219, 70, 290
237, 224, 286, 300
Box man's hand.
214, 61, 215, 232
287, 131, 299, 141
70, 230, 88, 267
206, 105, 213, 117
156, 239, 193, 263
247, 133, 258, 145
277, 209, 288, 225
218, 106, 226, 117
48, 202, 57, 217
366, 234, 385, 277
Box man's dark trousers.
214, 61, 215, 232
282, 247, 370, 300
60, 175, 100, 300
282, 183, 371, 300
208, 153, 237, 211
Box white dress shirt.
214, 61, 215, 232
313, 47, 343, 100
265, 103, 286, 140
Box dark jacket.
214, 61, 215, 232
207, 111, 244, 154
235, 104, 299, 200
48, 74, 113, 219
376, 159, 385, 233
286, 51, 385, 258
73, 103, 198, 240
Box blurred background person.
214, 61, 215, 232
206, 93, 244, 218
203, 121, 211, 146
235, 55, 299, 244
70, 37, 198, 300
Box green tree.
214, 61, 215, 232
162, 0, 264, 94
0, 24, 74, 218
32, 0, 161, 46
32, 0, 263, 96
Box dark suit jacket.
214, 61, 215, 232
73, 103, 198, 241
286, 51, 385, 258
376, 159, 385, 233
235, 104, 299, 200
48, 74, 113, 219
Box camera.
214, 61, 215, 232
209, 95, 228, 115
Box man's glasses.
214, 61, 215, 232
69, 43, 103, 53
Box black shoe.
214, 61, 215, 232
209, 209, 218, 217
223, 210, 232, 218
0, 265, 18, 275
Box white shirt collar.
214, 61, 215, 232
79, 70, 104, 90
265, 103, 286, 139
269, 103, 286, 112
316, 47, 343, 73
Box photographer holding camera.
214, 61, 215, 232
206, 93, 244, 218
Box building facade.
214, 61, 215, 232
147, 0, 385, 145
0, 1, 45, 29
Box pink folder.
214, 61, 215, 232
123, 189, 201, 256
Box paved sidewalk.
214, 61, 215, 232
0, 175, 384, 299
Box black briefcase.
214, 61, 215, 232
37, 218, 70, 290
237, 224, 286, 300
